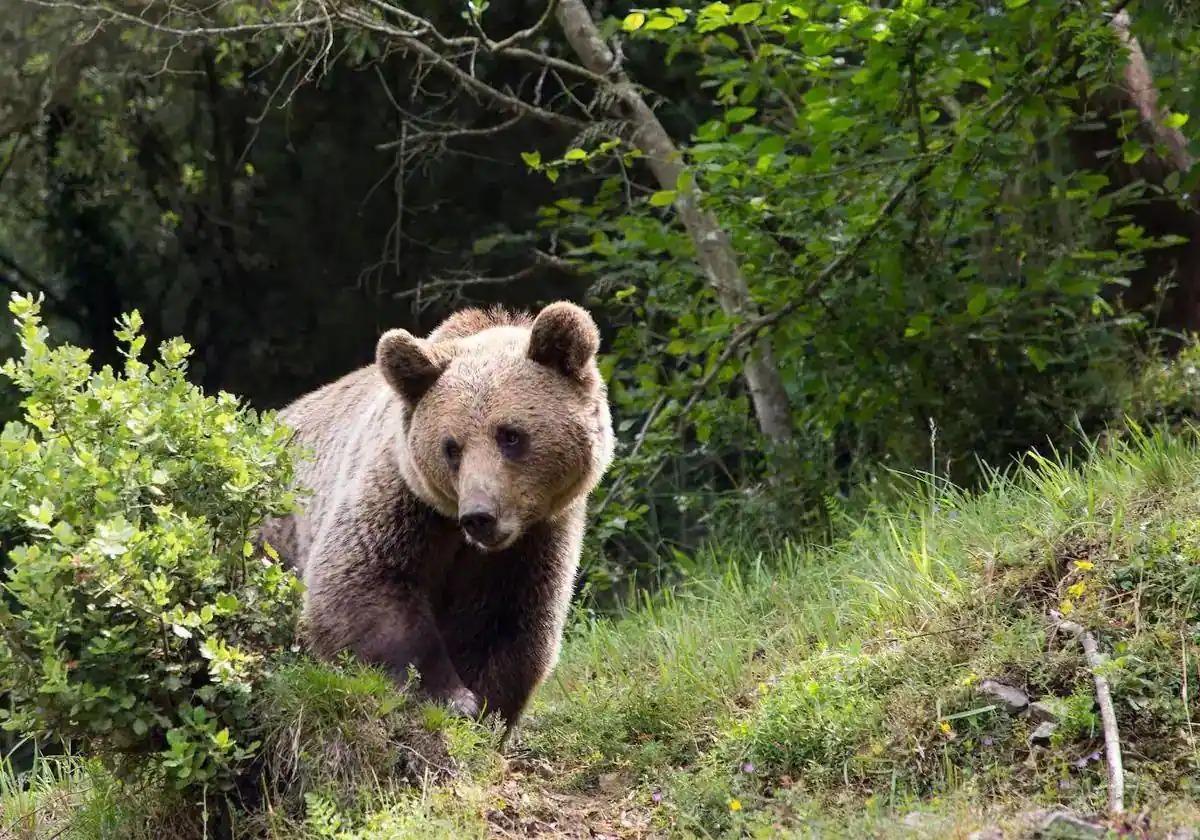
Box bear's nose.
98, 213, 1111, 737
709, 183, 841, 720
460, 510, 498, 544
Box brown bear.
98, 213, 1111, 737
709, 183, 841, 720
260, 302, 613, 726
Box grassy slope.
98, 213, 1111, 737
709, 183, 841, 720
7, 427, 1200, 838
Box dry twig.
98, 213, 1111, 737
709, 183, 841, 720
1049, 610, 1125, 816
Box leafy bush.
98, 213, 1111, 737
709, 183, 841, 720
1126, 337, 1200, 429
724, 652, 887, 782
0, 293, 301, 791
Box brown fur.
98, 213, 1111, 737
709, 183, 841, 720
260, 302, 613, 725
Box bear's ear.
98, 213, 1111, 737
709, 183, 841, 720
377, 329, 448, 404
528, 301, 600, 380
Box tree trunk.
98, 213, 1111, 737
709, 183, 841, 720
1073, 10, 1200, 333
1111, 11, 1193, 174
554, 0, 793, 444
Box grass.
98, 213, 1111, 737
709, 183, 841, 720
7, 425, 1200, 837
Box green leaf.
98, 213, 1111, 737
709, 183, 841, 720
1165, 112, 1190, 129
649, 190, 677, 207
731, 2, 762, 23
1004, 0, 1030, 7
1122, 140, 1145, 164
904, 313, 932, 338
967, 290, 988, 317
645, 15, 677, 30
725, 106, 757, 124
563, 148, 588, 162
520, 150, 541, 169
622, 11, 646, 31
1024, 346, 1050, 372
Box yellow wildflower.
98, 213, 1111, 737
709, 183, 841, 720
1073, 560, 1095, 571
728, 799, 743, 812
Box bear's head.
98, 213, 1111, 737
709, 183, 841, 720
376, 302, 614, 551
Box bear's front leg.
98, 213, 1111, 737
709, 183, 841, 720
459, 618, 553, 726
454, 530, 577, 728
305, 561, 482, 717
352, 589, 483, 717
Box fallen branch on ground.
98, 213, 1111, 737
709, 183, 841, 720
1048, 610, 1125, 816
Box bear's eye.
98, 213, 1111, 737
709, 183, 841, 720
443, 438, 462, 467
495, 426, 528, 460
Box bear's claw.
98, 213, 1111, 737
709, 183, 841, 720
447, 686, 483, 718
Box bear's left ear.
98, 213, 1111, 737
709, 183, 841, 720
528, 301, 600, 381
377, 328, 449, 404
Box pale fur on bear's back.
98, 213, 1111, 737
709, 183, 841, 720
260, 364, 397, 572
261, 302, 613, 725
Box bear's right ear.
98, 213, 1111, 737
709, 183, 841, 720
528, 301, 600, 381
376, 329, 448, 404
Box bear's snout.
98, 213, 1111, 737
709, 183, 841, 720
458, 494, 519, 550
459, 509, 498, 545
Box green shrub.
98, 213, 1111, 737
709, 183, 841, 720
723, 651, 888, 783
1126, 336, 1200, 429
0, 293, 302, 792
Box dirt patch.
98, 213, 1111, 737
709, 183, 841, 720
485, 766, 658, 839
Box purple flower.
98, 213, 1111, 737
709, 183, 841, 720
981, 736, 994, 747
1074, 757, 1088, 769
742, 762, 756, 774
1089, 751, 1101, 762
652, 790, 663, 805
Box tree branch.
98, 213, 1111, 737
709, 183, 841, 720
492, 0, 559, 51
1109, 9, 1194, 173
336, 7, 587, 131
374, 114, 523, 150
554, 0, 794, 443
18, 0, 331, 38
1050, 611, 1125, 816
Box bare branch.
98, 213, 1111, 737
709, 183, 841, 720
391, 271, 532, 302
336, 7, 587, 131
18, 0, 330, 38
1049, 611, 1125, 816
375, 114, 523, 150
492, 0, 559, 51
